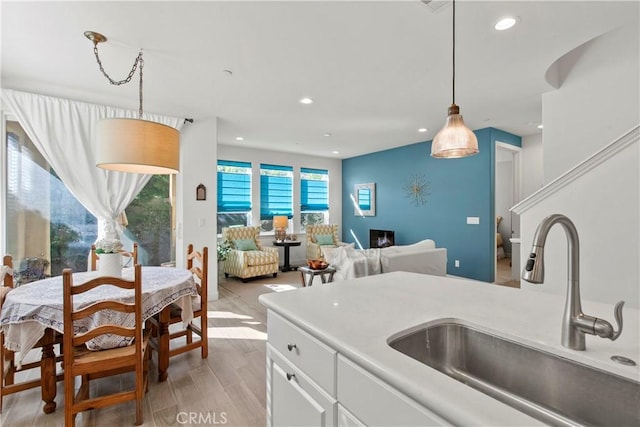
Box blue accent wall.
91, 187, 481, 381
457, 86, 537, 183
342, 127, 521, 283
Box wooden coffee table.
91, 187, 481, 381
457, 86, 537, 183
298, 265, 336, 287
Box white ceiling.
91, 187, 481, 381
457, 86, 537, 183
2, 1, 637, 159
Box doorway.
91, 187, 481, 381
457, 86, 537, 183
495, 142, 522, 287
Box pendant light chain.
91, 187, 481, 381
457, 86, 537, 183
91, 43, 145, 118
452, 0, 456, 105
138, 56, 144, 118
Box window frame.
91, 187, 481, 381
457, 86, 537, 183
300, 167, 329, 228
259, 163, 294, 221
217, 160, 253, 234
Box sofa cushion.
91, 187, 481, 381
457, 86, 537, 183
245, 250, 278, 266
399, 239, 436, 251
233, 238, 259, 251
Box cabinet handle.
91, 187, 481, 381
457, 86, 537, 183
286, 373, 296, 381
287, 343, 297, 351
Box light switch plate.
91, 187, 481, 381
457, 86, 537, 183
467, 216, 480, 225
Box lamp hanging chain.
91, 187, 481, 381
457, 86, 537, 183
91, 42, 144, 118
452, 0, 456, 105
138, 55, 144, 118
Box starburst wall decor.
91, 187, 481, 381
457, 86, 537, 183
403, 173, 430, 207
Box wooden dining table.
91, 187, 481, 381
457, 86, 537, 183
0, 266, 198, 413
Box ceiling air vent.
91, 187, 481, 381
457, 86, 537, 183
421, 0, 450, 13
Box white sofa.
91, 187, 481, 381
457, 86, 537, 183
380, 239, 447, 277
324, 239, 447, 281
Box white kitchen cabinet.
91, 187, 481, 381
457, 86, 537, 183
260, 271, 638, 425
267, 346, 336, 427
337, 355, 447, 426
267, 311, 337, 395
337, 404, 365, 427
266, 311, 337, 426
266, 309, 446, 427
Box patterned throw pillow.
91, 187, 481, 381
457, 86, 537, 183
233, 238, 259, 251
315, 234, 335, 246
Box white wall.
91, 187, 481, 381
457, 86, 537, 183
542, 24, 640, 183
521, 133, 543, 198
217, 144, 342, 267
176, 117, 218, 299
519, 140, 639, 309
519, 18, 640, 309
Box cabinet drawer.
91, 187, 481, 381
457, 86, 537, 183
269, 345, 336, 427
337, 355, 447, 426
268, 311, 336, 395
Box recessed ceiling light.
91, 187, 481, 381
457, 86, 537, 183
299, 97, 314, 105
418, 128, 428, 133
235, 136, 244, 141
323, 133, 332, 137
332, 151, 339, 154
495, 17, 517, 31
537, 124, 544, 129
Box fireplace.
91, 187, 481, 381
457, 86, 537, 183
369, 229, 395, 248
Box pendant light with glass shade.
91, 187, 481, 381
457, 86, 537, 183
430, 0, 479, 159
85, 31, 180, 174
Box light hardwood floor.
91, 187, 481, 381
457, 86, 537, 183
496, 257, 520, 288
1, 270, 303, 427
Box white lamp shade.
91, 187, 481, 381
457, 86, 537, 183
431, 105, 479, 159
96, 118, 180, 174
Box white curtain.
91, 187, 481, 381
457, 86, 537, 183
2, 89, 184, 239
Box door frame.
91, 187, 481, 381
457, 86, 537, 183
494, 141, 522, 284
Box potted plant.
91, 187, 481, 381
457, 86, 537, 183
217, 239, 232, 262
217, 239, 232, 280
95, 238, 124, 277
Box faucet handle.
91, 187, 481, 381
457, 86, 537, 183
593, 301, 624, 341
611, 300, 624, 340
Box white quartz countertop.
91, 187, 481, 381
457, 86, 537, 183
259, 271, 640, 426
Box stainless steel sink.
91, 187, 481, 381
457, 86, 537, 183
388, 320, 640, 427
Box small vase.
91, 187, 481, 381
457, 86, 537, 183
99, 253, 122, 277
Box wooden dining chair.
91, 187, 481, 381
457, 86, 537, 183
90, 242, 138, 271
149, 244, 208, 361
1, 255, 63, 413
62, 264, 149, 426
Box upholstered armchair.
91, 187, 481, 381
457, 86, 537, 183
306, 224, 346, 260
222, 226, 279, 282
